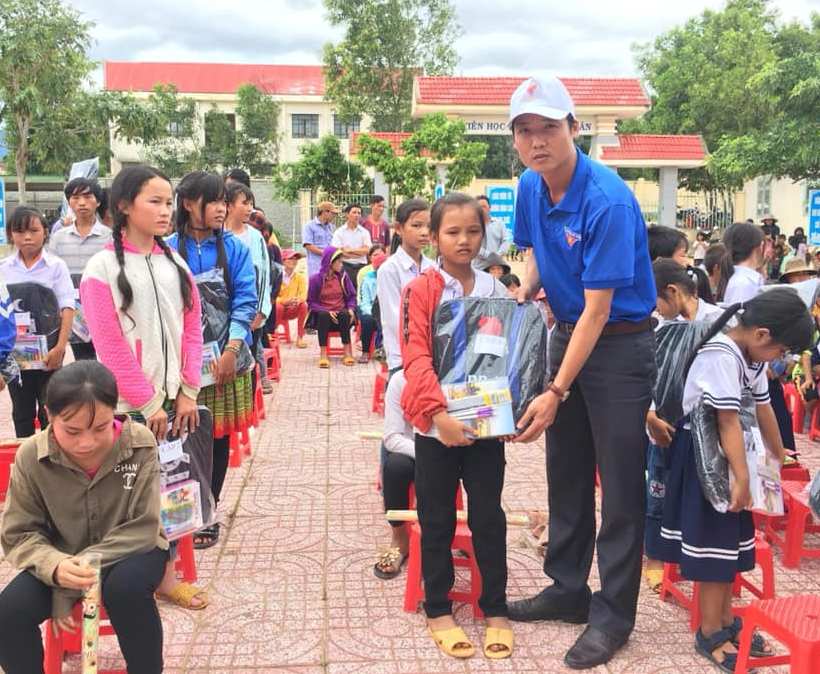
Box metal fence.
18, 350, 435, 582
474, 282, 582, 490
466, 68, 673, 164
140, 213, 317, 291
290, 192, 379, 247
638, 193, 735, 232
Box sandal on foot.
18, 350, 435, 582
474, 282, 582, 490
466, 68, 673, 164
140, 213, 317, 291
727, 616, 773, 658
695, 627, 741, 673
318, 358, 330, 369
643, 568, 664, 594
373, 546, 408, 580
296, 339, 308, 349
156, 582, 209, 611
484, 627, 513, 659
193, 523, 220, 550
428, 625, 475, 659
342, 356, 355, 366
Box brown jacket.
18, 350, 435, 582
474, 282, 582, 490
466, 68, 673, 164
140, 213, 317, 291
1, 419, 167, 618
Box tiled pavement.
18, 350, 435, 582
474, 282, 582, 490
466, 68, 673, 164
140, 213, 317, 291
1, 342, 819, 673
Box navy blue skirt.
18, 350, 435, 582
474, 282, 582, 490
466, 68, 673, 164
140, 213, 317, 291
656, 427, 755, 582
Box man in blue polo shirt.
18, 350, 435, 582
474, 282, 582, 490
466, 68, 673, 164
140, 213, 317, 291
508, 75, 656, 669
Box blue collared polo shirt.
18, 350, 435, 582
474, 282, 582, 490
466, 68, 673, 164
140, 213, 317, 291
514, 148, 655, 324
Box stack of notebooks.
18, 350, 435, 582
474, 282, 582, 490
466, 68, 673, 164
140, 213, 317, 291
440, 377, 516, 439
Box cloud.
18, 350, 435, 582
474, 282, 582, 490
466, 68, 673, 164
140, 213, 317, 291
71, 0, 818, 79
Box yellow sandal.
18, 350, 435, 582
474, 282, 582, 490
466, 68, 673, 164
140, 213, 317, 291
484, 627, 513, 659
644, 567, 664, 594
342, 355, 355, 366
156, 582, 209, 611
318, 358, 330, 369
428, 626, 475, 659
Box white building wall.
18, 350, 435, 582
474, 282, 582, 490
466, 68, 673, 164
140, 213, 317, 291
109, 92, 368, 174
742, 176, 810, 235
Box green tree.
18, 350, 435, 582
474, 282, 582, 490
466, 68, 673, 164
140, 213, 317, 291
273, 135, 372, 202
323, 0, 460, 132
626, 0, 779, 193
0, 0, 93, 201
710, 14, 820, 184
235, 84, 281, 175
355, 113, 487, 199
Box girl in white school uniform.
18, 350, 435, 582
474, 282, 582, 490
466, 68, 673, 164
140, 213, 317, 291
658, 288, 813, 672
718, 222, 765, 304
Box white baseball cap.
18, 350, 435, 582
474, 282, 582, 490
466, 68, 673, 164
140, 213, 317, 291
508, 75, 576, 127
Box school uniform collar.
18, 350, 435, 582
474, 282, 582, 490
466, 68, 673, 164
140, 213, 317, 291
10, 249, 60, 271
394, 246, 432, 272
65, 220, 108, 239
537, 146, 589, 214
438, 266, 495, 297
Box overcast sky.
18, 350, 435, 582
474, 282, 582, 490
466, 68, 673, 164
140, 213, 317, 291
71, 0, 816, 79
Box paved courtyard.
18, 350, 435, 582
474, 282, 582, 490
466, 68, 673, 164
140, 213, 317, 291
1, 339, 819, 673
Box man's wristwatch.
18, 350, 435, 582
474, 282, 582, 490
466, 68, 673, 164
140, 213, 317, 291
547, 381, 570, 403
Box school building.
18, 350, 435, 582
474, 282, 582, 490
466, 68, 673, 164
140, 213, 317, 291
103, 61, 814, 235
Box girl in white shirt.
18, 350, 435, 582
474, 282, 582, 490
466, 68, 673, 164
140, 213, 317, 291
719, 222, 765, 304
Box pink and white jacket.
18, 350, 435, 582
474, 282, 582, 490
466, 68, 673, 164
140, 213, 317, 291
80, 239, 203, 418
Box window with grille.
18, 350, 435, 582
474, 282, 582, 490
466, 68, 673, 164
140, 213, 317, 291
333, 115, 360, 139
292, 114, 319, 139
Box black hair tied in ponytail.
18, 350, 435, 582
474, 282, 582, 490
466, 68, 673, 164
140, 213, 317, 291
717, 222, 764, 302
109, 165, 193, 318
175, 171, 232, 295
684, 287, 813, 376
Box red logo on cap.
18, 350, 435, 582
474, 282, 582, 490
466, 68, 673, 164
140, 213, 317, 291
526, 81, 538, 96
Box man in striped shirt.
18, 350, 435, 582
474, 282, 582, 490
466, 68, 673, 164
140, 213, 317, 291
47, 178, 111, 360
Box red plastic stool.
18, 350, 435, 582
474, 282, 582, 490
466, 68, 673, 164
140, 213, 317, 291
766, 480, 820, 568
252, 364, 265, 425
326, 330, 345, 357
783, 382, 806, 434
0, 441, 20, 502
264, 336, 281, 382
275, 319, 292, 345
404, 520, 483, 618
44, 603, 125, 674
174, 533, 197, 583
229, 428, 251, 467
660, 532, 775, 631
735, 595, 820, 673
372, 368, 387, 416
809, 405, 820, 442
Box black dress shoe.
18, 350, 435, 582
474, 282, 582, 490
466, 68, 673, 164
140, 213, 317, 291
507, 591, 589, 623
564, 626, 627, 670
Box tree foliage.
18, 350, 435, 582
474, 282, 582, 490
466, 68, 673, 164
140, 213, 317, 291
273, 135, 372, 202
710, 14, 820, 184
0, 0, 93, 200
355, 113, 488, 200
626, 0, 779, 192
322, 0, 460, 132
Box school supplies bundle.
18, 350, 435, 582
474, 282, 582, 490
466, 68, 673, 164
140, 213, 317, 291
194, 269, 253, 374
690, 392, 783, 515
200, 341, 220, 387
440, 377, 516, 438
158, 407, 216, 539
7, 282, 62, 369
432, 298, 548, 436
654, 319, 714, 424
70, 273, 91, 343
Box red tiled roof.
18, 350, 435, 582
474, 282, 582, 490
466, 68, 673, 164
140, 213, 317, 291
416, 77, 649, 107
104, 61, 325, 96
600, 134, 707, 161
350, 132, 432, 157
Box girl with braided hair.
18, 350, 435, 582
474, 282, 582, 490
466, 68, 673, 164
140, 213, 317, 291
167, 171, 257, 550
80, 164, 209, 610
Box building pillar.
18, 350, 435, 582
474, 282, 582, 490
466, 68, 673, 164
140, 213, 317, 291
373, 170, 390, 204
658, 166, 679, 228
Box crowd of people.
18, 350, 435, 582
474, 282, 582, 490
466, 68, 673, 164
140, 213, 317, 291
0, 74, 815, 674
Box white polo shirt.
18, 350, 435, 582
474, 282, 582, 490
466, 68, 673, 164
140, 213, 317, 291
331, 224, 372, 265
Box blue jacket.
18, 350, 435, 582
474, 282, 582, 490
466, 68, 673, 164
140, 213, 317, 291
166, 231, 258, 344
0, 278, 19, 383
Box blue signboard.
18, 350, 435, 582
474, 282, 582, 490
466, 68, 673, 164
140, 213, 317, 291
486, 185, 516, 237
0, 178, 5, 245
809, 189, 820, 247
